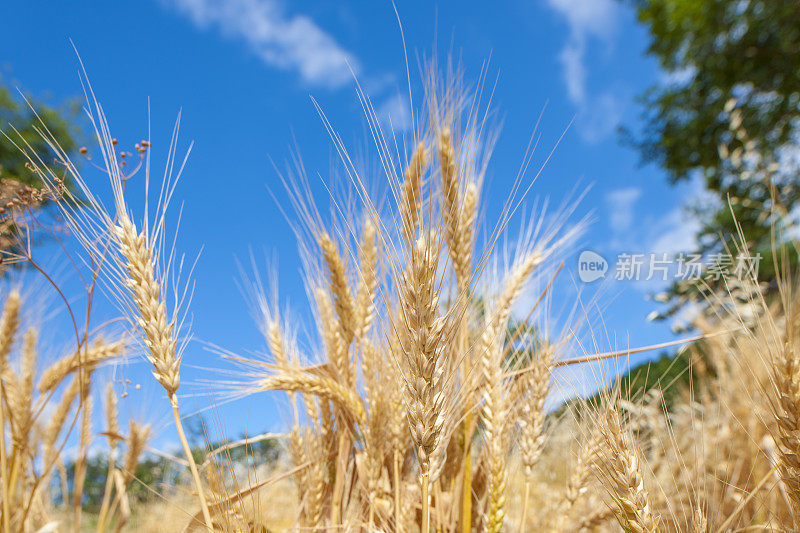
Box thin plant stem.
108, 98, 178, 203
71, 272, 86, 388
368, 504, 375, 532
434, 480, 443, 533
96, 464, 117, 532
421, 472, 430, 533
7, 449, 21, 526
394, 450, 402, 533
170, 395, 214, 531
520, 480, 531, 531
461, 412, 472, 533
0, 384, 9, 533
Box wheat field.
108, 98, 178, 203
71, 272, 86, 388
0, 65, 798, 533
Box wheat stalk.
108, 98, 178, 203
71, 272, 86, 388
113, 215, 213, 530
97, 383, 122, 533
72, 395, 92, 533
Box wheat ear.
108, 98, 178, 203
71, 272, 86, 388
38, 338, 124, 394
593, 407, 659, 533
113, 215, 213, 530
399, 233, 447, 533
105, 420, 151, 533
553, 425, 603, 531
259, 372, 365, 424
0, 290, 20, 533
400, 143, 427, 246
480, 323, 508, 533
775, 308, 800, 517
318, 234, 356, 387
7, 328, 36, 447
319, 232, 356, 345
518, 346, 555, 529
122, 420, 150, 484
44, 377, 82, 466
438, 127, 475, 293
456, 182, 478, 290
355, 221, 378, 341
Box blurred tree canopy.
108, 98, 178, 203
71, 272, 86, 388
0, 76, 82, 265
0, 78, 81, 188
65, 432, 281, 512
628, 0, 800, 319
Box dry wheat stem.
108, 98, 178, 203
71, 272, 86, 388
113, 214, 213, 529
73, 395, 92, 533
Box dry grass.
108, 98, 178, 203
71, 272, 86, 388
0, 62, 799, 533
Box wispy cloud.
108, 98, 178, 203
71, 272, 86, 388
376, 93, 412, 133
649, 207, 700, 257
164, 0, 358, 89
546, 0, 621, 142
548, 0, 617, 103
606, 187, 641, 234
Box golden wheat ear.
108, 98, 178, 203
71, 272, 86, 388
773, 302, 800, 516
591, 403, 660, 533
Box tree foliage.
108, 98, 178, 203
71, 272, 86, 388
0, 77, 82, 268
628, 0, 800, 317
0, 80, 81, 189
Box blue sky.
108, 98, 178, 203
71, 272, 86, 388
1, 0, 701, 449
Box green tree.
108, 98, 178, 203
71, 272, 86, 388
0, 75, 82, 266
627, 0, 800, 318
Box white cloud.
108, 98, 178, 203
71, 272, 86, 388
165, 0, 358, 88
606, 187, 641, 233
547, 0, 618, 42
376, 93, 412, 132
547, 0, 618, 105
559, 40, 586, 103
577, 92, 622, 144
546, 0, 621, 142
649, 206, 700, 256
